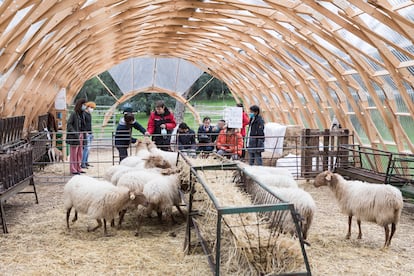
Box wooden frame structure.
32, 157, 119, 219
0, 0, 413, 152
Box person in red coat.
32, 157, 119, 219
237, 103, 250, 138
237, 103, 250, 158
147, 100, 177, 151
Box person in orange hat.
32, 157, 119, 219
81, 101, 96, 168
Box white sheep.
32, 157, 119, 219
103, 164, 126, 182
243, 164, 294, 179
242, 172, 298, 189
266, 186, 316, 241
243, 173, 314, 241
64, 175, 148, 236
120, 140, 154, 167
120, 156, 146, 167
108, 155, 172, 185
135, 138, 152, 158
235, 163, 297, 188
147, 140, 179, 167
135, 174, 184, 235
314, 171, 403, 248
115, 168, 180, 227
255, 174, 298, 188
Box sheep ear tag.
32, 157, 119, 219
129, 193, 136, 200
325, 173, 332, 181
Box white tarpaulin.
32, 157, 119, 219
108, 57, 203, 95
264, 122, 287, 155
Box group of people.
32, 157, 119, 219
67, 99, 265, 171
114, 100, 176, 161
178, 103, 266, 165
112, 100, 265, 165
66, 98, 96, 175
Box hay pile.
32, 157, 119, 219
2, 149, 414, 275
191, 168, 304, 275
0, 149, 211, 275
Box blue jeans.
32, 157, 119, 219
248, 150, 262, 166
81, 133, 93, 167
117, 146, 128, 163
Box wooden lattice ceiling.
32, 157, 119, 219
0, 0, 413, 152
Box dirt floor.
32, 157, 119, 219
1, 151, 414, 275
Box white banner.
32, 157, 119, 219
224, 107, 242, 129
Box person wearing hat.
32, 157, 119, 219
81, 101, 96, 168
123, 107, 133, 114
114, 109, 148, 162
146, 100, 176, 151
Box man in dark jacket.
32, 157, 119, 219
197, 117, 215, 152
177, 122, 196, 156
247, 105, 265, 165
114, 111, 147, 162
147, 100, 176, 151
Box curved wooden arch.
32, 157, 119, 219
102, 87, 201, 128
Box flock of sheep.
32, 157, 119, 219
64, 139, 183, 236
63, 139, 404, 249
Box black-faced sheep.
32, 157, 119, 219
64, 175, 148, 236
314, 171, 403, 248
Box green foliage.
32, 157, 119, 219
189, 72, 231, 100
119, 93, 176, 115
76, 70, 232, 109
75, 71, 122, 105
94, 94, 116, 106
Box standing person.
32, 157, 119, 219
237, 103, 250, 138
147, 100, 176, 151
237, 103, 250, 159
247, 105, 265, 166
66, 98, 87, 175
216, 128, 243, 160
197, 117, 215, 152
81, 101, 96, 169
177, 122, 197, 156
114, 111, 148, 162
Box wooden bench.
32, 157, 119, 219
334, 144, 414, 198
